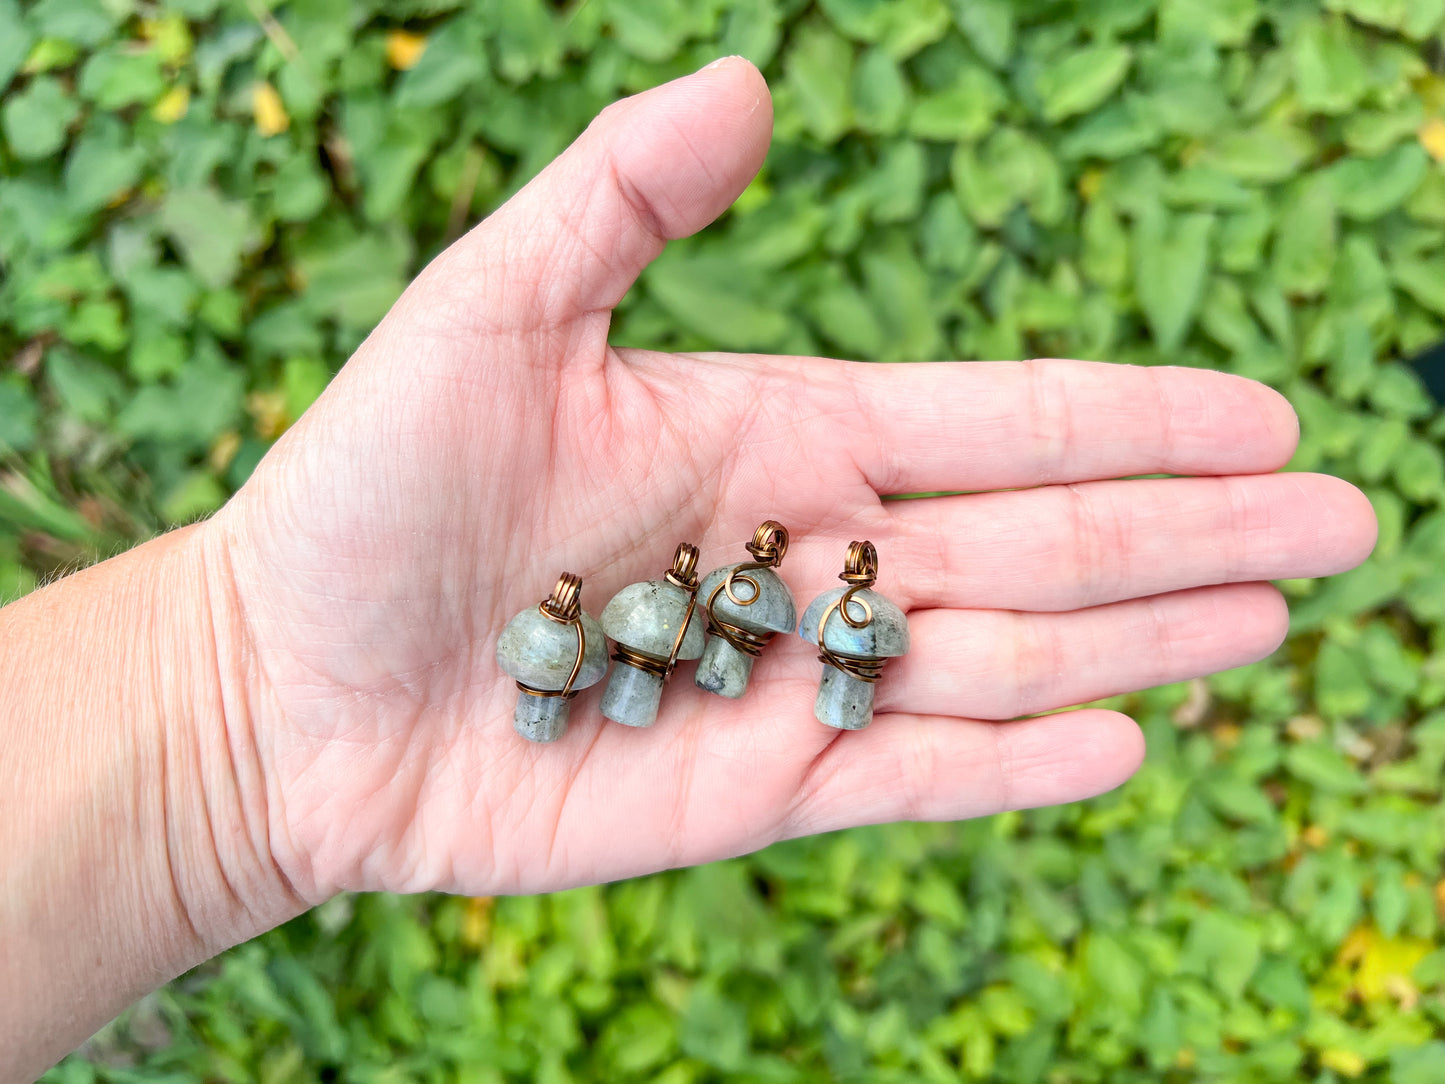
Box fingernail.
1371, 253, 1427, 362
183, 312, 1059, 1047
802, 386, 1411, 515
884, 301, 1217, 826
703, 55, 744, 71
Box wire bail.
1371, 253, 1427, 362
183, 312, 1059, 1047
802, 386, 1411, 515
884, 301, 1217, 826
817, 541, 884, 682
518, 572, 587, 700
705, 521, 792, 657
613, 543, 701, 679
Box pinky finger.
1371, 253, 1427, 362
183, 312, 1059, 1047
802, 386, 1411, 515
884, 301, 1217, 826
780, 709, 1144, 838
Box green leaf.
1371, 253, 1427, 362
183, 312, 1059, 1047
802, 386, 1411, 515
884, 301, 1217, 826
128, 321, 187, 382
0, 0, 35, 94
907, 63, 1004, 141
28, 0, 122, 46
62, 298, 127, 351
679, 987, 749, 1071
1059, 98, 1161, 159
1081, 932, 1145, 1015
950, 0, 1013, 66
1316, 638, 1376, 718
1327, 143, 1428, 220
1035, 43, 1133, 123
601, 0, 698, 61
820, 0, 951, 56
1271, 177, 1337, 298
77, 43, 167, 109
45, 346, 124, 424
283, 357, 332, 420
393, 20, 486, 108
1158, 0, 1259, 45
807, 277, 885, 357
271, 152, 330, 222
64, 116, 146, 214
293, 222, 410, 331
160, 470, 227, 524
951, 128, 1055, 228
1181, 911, 1262, 999
1394, 1043, 1445, 1084
1134, 208, 1213, 351
1392, 255, 1445, 317
645, 251, 792, 350
1292, 17, 1370, 114
0, 380, 39, 452
852, 47, 909, 134
1394, 439, 1445, 503
598, 1003, 677, 1074
1, 75, 79, 160
116, 345, 244, 448
159, 187, 252, 289
1081, 198, 1130, 289
1199, 122, 1314, 183
780, 20, 854, 143
1285, 741, 1368, 793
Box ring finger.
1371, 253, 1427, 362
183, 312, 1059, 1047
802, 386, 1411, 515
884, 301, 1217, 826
876, 582, 1287, 720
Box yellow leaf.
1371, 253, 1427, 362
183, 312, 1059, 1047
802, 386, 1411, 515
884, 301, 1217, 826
140, 15, 193, 65
1320, 1049, 1367, 1078
1077, 167, 1103, 201
386, 29, 427, 71
1336, 923, 1373, 965
1420, 117, 1445, 162
152, 85, 189, 124
460, 897, 494, 948
208, 431, 241, 474
246, 390, 289, 439
1356, 934, 1431, 1004
252, 82, 289, 137
1335, 922, 1432, 1007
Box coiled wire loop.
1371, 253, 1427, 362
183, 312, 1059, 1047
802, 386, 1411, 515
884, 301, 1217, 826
517, 572, 587, 700
817, 541, 885, 683
704, 521, 790, 657
613, 543, 701, 679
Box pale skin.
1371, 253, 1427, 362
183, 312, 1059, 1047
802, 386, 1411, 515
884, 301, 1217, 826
0, 59, 1377, 1079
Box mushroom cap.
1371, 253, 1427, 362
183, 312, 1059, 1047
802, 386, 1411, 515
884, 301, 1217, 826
698, 564, 796, 635
799, 587, 910, 658
601, 579, 707, 660
496, 606, 609, 691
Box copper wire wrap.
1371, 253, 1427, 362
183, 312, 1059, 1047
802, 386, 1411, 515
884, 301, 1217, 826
704, 520, 790, 658
516, 572, 587, 701
613, 543, 701, 679
817, 541, 887, 684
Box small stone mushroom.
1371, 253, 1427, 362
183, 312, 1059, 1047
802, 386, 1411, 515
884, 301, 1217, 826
599, 543, 707, 728
496, 573, 609, 743
695, 521, 796, 699
798, 542, 909, 730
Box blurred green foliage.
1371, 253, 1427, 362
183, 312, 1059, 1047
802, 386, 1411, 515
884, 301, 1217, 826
6, 0, 1445, 1078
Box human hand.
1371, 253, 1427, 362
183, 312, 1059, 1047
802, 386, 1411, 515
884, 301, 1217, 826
201, 58, 1376, 912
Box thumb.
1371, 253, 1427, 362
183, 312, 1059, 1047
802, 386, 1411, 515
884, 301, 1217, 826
427, 56, 772, 334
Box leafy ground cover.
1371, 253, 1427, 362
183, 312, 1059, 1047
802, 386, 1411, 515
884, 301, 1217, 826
7, 0, 1445, 1078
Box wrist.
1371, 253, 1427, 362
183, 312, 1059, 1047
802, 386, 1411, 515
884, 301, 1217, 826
0, 524, 305, 1077
165, 520, 310, 947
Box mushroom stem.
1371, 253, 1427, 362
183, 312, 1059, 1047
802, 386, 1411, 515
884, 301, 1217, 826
814, 666, 877, 730
600, 664, 666, 728
513, 694, 571, 742
695, 636, 755, 699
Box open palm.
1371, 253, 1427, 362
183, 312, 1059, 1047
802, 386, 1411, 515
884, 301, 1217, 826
204, 60, 1375, 906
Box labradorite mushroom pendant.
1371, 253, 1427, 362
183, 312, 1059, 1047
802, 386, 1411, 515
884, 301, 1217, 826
495, 573, 609, 743
799, 541, 909, 730
695, 521, 796, 699
599, 543, 707, 727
